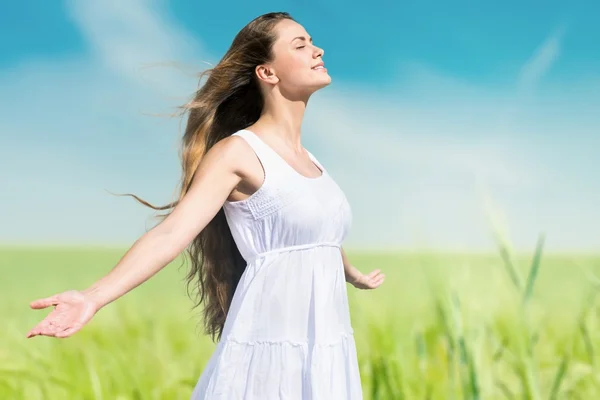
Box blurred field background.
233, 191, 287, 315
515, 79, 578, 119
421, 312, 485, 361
3, 0, 600, 399
3, 239, 600, 399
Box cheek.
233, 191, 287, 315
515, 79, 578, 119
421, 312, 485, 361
276, 53, 311, 82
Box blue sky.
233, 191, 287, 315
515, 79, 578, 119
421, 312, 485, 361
1, 0, 599, 252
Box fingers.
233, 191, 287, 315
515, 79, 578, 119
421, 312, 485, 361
27, 321, 71, 338
26, 312, 68, 338
27, 318, 57, 338
366, 270, 385, 289
370, 275, 385, 288
26, 324, 52, 338
27, 306, 92, 339
26, 319, 49, 338
30, 295, 60, 309
29, 320, 82, 339
366, 269, 382, 279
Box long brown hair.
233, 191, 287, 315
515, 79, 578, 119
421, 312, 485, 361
124, 12, 294, 342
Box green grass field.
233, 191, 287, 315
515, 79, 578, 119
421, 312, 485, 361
2, 241, 600, 399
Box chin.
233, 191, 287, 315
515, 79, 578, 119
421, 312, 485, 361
312, 75, 332, 90
289, 77, 332, 98
320, 73, 332, 84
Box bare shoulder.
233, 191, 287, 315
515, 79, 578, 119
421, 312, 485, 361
197, 134, 249, 173
208, 134, 247, 159
208, 134, 258, 177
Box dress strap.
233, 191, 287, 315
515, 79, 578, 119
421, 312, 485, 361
231, 130, 281, 177
306, 149, 326, 174
234, 129, 326, 179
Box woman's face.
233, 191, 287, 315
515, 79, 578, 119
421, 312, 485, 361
259, 19, 331, 97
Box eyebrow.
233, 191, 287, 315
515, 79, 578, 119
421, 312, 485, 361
291, 36, 313, 44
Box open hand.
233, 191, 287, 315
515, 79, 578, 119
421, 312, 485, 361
26, 290, 98, 339
351, 269, 385, 290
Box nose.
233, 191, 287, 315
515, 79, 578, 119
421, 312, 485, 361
313, 45, 324, 58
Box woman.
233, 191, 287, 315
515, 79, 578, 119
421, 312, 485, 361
26, 12, 385, 399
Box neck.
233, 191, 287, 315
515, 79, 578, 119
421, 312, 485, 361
253, 92, 309, 152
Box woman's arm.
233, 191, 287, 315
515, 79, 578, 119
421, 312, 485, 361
340, 247, 363, 285
82, 136, 248, 310
27, 136, 253, 339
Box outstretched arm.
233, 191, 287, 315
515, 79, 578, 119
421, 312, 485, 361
80, 137, 247, 311
27, 136, 249, 338
340, 247, 385, 290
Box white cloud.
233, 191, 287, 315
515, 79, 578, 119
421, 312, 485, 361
1, 1, 599, 252
66, 0, 207, 95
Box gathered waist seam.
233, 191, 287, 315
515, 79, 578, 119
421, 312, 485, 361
246, 242, 341, 263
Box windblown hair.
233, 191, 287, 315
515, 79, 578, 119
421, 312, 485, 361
125, 12, 294, 342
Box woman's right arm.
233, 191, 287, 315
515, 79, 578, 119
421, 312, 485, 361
81, 136, 248, 309
27, 136, 249, 338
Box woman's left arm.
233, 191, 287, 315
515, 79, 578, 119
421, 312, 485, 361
341, 247, 385, 290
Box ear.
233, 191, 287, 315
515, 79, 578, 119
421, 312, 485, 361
255, 64, 279, 84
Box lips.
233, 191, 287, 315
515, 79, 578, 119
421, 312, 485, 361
311, 62, 326, 71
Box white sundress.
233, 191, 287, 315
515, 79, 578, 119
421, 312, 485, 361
191, 129, 362, 399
